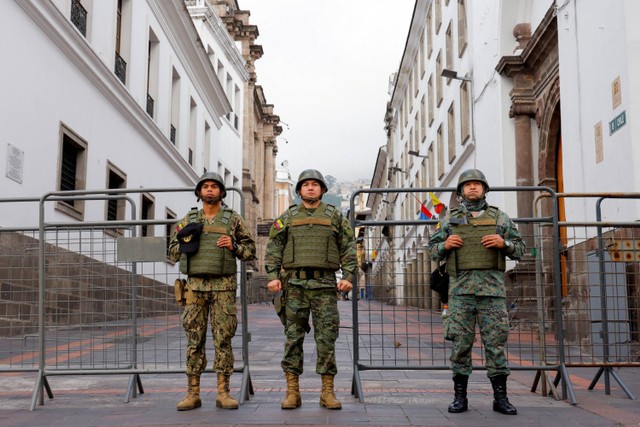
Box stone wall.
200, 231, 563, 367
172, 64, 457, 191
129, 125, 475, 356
0, 232, 175, 337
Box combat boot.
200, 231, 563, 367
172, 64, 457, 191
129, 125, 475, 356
447, 374, 468, 413
319, 374, 342, 409
490, 375, 518, 415
216, 373, 238, 409
281, 371, 302, 409
176, 374, 202, 411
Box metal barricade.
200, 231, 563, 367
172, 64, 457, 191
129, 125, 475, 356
350, 187, 574, 402
555, 193, 640, 400
0, 188, 254, 410
0, 198, 41, 374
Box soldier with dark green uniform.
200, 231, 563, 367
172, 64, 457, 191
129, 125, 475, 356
427, 169, 524, 415
169, 172, 255, 411
265, 169, 357, 410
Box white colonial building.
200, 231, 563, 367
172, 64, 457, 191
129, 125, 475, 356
367, 0, 640, 313
0, 0, 249, 231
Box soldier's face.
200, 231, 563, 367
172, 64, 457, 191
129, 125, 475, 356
462, 180, 485, 201
299, 180, 323, 202
200, 181, 222, 205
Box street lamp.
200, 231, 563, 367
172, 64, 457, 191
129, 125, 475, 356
441, 68, 476, 166
389, 166, 409, 175
441, 68, 471, 82
408, 150, 428, 158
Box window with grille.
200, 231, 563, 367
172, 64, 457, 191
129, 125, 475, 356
56, 125, 87, 219
141, 193, 155, 237
105, 163, 127, 236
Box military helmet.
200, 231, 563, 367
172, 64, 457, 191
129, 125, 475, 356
195, 172, 226, 199
457, 169, 489, 195
295, 169, 328, 193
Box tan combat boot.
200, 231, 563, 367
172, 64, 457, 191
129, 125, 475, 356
319, 374, 342, 409
281, 371, 302, 409
176, 374, 202, 411
216, 373, 238, 409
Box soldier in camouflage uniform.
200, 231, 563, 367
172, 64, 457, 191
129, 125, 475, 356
427, 169, 524, 415
265, 169, 357, 410
169, 172, 255, 411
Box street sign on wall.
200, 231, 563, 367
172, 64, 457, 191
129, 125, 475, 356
609, 110, 626, 135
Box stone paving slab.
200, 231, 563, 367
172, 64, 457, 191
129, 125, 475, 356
1, 303, 639, 426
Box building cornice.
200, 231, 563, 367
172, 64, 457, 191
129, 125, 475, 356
389, 0, 429, 111
16, 0, 199, 182
495, 5, 559, 120
150, 0, 232, 124
495, 6, 558, 77
187, 1, 250, 82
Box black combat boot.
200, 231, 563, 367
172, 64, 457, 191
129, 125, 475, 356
490, 375, 517, 415
447, 374, 468, 413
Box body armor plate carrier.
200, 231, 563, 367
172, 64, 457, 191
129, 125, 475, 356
180, 208, 236, 276
450, 206, 506, 272
282, 204, 340, 271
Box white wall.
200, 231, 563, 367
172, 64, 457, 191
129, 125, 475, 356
557, 0, 640, 221
0, 0, 242, 228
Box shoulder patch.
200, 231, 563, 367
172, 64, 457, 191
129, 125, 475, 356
273, 219, 284, 231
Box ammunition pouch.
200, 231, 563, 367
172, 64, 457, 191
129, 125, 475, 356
184, 285, 202, 306
174, 278, 187, 306
272, 289, 310, 333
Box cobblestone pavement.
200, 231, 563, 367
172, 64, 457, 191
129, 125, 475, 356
1, 302, 639, 426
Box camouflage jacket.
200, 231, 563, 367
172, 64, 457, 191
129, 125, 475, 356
169, 207, 256, 291
427, 204, 525, 297
265, 202, 357, 289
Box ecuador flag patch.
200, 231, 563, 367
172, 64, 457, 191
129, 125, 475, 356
273, 219, 284, 231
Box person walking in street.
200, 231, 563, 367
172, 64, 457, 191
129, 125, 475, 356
265, 169, 357, 410
427, 169, 525, 415
169, 172, 255, 411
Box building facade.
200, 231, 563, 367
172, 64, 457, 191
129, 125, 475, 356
366, 0, 640, 344
207, 1, 282, 285
1, 0, 248, 226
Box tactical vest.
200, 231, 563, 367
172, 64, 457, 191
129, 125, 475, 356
282, 204, 341, 271
450, 206, 506, 271
179, 208, 237, 276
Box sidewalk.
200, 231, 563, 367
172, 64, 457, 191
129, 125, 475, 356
1, 302, 639, 427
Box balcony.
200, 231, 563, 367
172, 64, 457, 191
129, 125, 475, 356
114, 52, 127, 85
146, 94, 154, 117
70, 0, 87, 37
170, 125, 176, 145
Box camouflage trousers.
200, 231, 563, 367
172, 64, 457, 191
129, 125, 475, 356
281, 286, 339, 376
181, 289, 237, 376
444, 294, 510, 378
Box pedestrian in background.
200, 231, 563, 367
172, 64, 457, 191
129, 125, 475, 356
169, 172, 255, 411
427, 169, 525, 415
266, 169, 357, 410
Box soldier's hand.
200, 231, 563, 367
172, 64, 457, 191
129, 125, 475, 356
267, 279, 282, 293
481, 234, 504, 248
217, 235, 234, 251
444, 234, 463, 250
337, 279, 352, 292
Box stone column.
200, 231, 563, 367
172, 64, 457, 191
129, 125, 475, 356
512, 110, 534, 243
264, 139, 276, 219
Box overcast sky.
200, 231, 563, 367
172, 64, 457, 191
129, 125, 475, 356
240, 0, 416, 183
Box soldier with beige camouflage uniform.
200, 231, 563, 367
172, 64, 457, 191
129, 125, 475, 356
427, 169, 524, 416
266, 169, 357, 410
169, 172, 255, 411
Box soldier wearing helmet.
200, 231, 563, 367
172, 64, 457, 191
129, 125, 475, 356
169, 172, 255, 411
265, 169, 357, 410
427, 169, 525, 416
